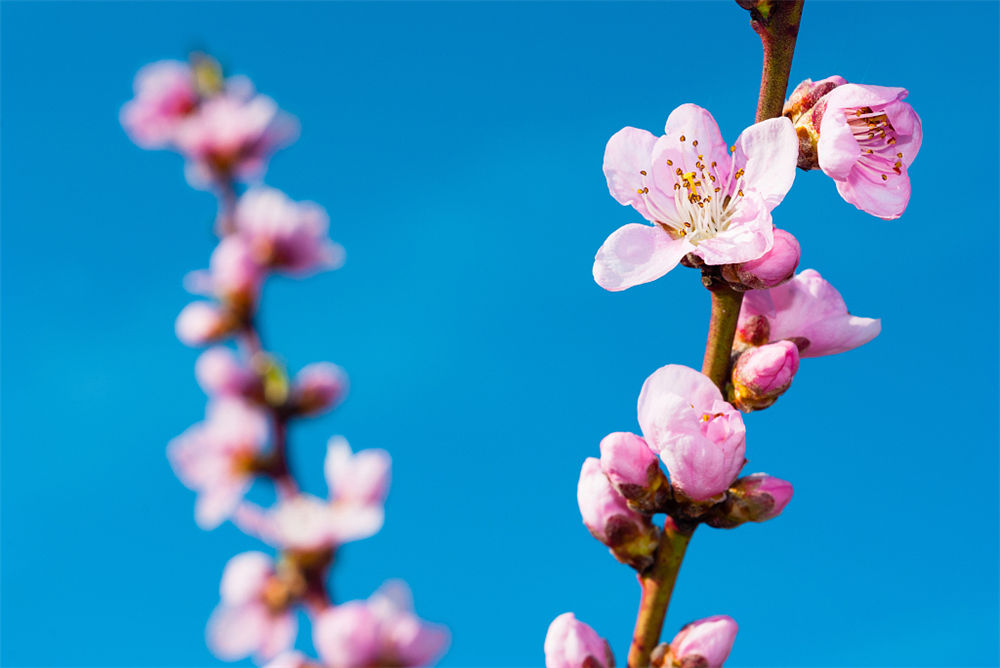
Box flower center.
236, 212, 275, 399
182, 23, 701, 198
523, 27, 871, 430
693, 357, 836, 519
847, 106, 904, 183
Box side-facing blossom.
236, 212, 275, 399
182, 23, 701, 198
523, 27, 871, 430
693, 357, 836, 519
176, 93, 298, 188
313, 581, 449, 668
168, 399, 269, 528
737, 269, 880, 357
637, 365, 746, 501
120, 60, 198, 149
544, 613, 614, 668
233, 187, 345, 275
595, 103, 798, 291
785, 77, 921, 219
206, 552, 297, 662
669, 615, 738, 668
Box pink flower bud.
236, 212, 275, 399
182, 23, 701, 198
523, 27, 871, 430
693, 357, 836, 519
783, 75, 847, 123
120, 60, 198, 149
175, 301, 233, 346
599, 432, 667, 512
577, 458, 658, 569
669, 615, 738, 668
544, 613, 614, 668
292, 362, 349, 415
195, 347, 260, 398
727, 228, 800, 290
730, 341, 800, 412
209, 236, 263, 307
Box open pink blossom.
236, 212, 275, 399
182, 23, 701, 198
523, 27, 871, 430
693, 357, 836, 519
207, 552, 297, 663
816, 84, 921, 219
233, 187, 345, 275
313, 581, 449, 668
120, 60, 197, 149
235, 493, 384, 552
738, 269, 880, 358
325, 436, 391, 506
544, 612, 613, 668
195, 347, 261, 399
167, 399, 269, 529
595, 104, 798, 291
637, 365, 746, 501
176, 93, 298, 188
292, 363, 349, 415
670, 615, 738, 668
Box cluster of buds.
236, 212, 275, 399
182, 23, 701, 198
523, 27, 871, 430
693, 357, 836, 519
124, 57, 447, 667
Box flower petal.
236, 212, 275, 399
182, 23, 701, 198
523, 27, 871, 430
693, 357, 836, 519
604, 127, 657, 221
664, 104, 729, 169
637, 364, 722, 453
693, 191, 773, 266
731, 117, 798, 210
835, 167, 911, 220
593, 224, 691, 291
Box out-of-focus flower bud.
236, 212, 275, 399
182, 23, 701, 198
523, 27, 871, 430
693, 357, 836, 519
721, 228, 800, 291
729, 341, 799, 412
599, 432, 668, 513
544, 613, 615, 668
290, 362, 348, 415
783, 75, 847, 123
705, 473, 794, 528
313, 601, 380, 668
668, 615, 738, 668
577, 458, 659, 570
176, 301, 235, 346
195, 347, 261, 399
120, 60, 198, 149
209, 236, 263, 309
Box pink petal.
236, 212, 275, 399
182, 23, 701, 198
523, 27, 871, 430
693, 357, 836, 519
817, 84, 907, 180
693, 191, 773, 266
663, 104, 730, 169
835, 167, 911, 220
255, 612, 298, 663
195, 482, 246, 530
593, 224, 691, 291
731, 117, 798, 210
313, 602, 380, 668
637, 364, 722, 453
220, 551, 272, 605
603, 127, 657, 221
207, 603, 269, 661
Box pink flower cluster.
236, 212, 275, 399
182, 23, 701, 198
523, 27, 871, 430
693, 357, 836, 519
125, 57, 447, 667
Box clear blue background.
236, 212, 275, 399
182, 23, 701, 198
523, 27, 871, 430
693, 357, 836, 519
2, 2, 997, 666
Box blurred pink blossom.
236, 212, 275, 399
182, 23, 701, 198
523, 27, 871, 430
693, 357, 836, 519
313, 581, 449, 667
292, 363, 349, 416
177, 93, 298, 188
669, 615, 738, 668
235, 493, 384, 552
195, 347, 261, 399
594, 104, 798, 291
325, 436, 391, 506
637, 365, 746, 501
175, 301, 234, 346
167, 399, 269, 528
206, 552, 297, 662
120, 60, 197, 149
738, 269, 880, 357
543, 612, 613, 668
233, 187, 345, 275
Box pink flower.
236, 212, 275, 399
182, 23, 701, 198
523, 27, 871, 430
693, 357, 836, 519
194, 347, 261, 399
732, 473, 794, 522
206, 236, 264, 305
637, 365, 746, 501
167, 399, 269, 529
577, 458, 658, 568
722, 227, 800, 290
669, 615, 738, 668
175, 301, 234, 346
544, 612, 613, 668
206, 552, 297, 663
292, 363, 349, 416
325, 436, 391, 506
730, 340, 799, 412
120, 60, 197, 149
783, 75, 848, 126
234, 187, 345, 275
595, 104, 798, 291
236, 493, 384, 552
313, 581, 449, 668
176, 93, 298, 188
816, 84, 922, 219
738, 269, 880, 358
599, 431, 667, 509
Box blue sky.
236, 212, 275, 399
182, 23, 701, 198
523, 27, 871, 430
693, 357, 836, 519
2, 2, 997, 667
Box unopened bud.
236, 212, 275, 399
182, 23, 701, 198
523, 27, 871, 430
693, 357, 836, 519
291, 362, 348, 415
544, 613, 615, 668
783, 76, 848, 170
175, 301, 235, 346
783, 75, 847, 123
577, 458, 659, 570
599, 432, 669, 513
705, 473, 794, 528
668, 615, 738, 668
722, 229, 800, 291
195, 347, 262, 398
729, 341, 799, 412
